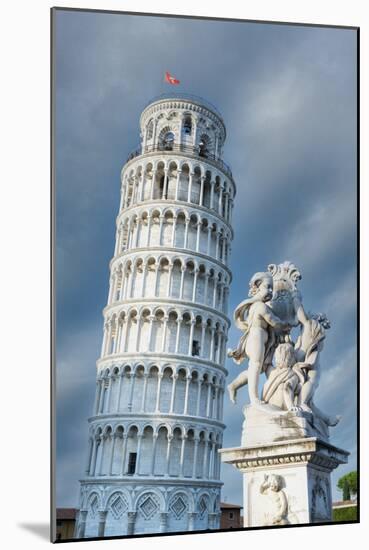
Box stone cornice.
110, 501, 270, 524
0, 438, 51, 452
102, 297, 231, 327
110, 245, 233, 279
140, 97, 226, 140
96, 352, 229, 376
79, 476, 223, 488
122, 151, 235, 194
87, 412, 226, 431
219, 438, 349, 472
115, 198, 235, 239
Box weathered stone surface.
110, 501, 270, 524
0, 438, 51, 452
220, 437, 349, 527
241, 404, 322, 447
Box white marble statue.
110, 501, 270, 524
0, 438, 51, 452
227, 271, 290, 405
227, 261, 340, 439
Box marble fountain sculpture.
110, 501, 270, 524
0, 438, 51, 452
220, 261, 349, 527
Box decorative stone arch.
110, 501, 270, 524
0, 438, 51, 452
139, 207, 150, 220
156, 252, 171, 267
211, 492, 220, 513
170, 422, 185, 436
126, 422, 140, 435
123, 258, 133, 276
102, 423, 114, 436
181, 112, 193, 142
122, 364, 132, 377
178, 159, 190, 171
185, 209, 201, 226
96, 367, 105, 381
162, 205, 176, 217
189, 367, 201, 381
145, 255, 158, 270
161, 360, 174, 372
113, 423, 125, 437
133, 255, 145, 271
152, 306, 165, 318
167, 490, 191, 521
147, 359, 159, 371
112, 307, 125, 324
197, 260, 208, 278
158, 126, 176, 150
144, 361, 158, 386
169, 249, 184, 265
134, 488, 166, 520
139, 307, 152, 346
86, 490, 102, 513
155, 421, 172, 436
192, 162, 205, 178
93, 425, 103, 438
111, 365, 120, 378
105, 490, 131, 517
175, 208, 189, 224
132, 361, 146, 375
141, 422, 155, 434
167, 158, 179, 171
166, 303, 181, 317
146, 118, 154, 141
196, 490, 211, 515
198, 133, 213, 157
182, 423, 194, 441
208, 430, 217, 443
167, 109, 179, 120
182, 255, 198, 271
144, 161, 154, 174
182, 309, 195, 323
130, 211, 138, 224
148, 157, 162, 171
126, 305, 138, 317
148, 206, 162, 220
202, 370, 212, 385
160, 363, 173, 384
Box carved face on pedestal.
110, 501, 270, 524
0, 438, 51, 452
268, 474, 282, 492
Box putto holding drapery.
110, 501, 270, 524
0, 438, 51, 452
227, 261, 340, 442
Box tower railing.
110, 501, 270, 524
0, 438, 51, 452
143, 93, 224, 119
126, 143, 233, 178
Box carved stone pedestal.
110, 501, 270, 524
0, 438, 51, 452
220, 437, 349, 527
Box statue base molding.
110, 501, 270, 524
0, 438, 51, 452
220, 436, 349, 527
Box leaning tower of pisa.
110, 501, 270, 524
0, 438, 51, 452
75, 93, 236, 538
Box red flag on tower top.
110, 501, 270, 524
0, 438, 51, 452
165, 71, 180, 85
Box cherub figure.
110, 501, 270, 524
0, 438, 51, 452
294, 311, 340, 426
227, 272, 290, 405
262, 342, 305, 411
260, 474, 289, 525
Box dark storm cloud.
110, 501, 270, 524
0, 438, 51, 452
54, 10, 357, 506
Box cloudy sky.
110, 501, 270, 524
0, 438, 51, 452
54, 9, 357, 509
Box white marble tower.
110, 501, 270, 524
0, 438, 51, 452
75, 94, 236, 538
